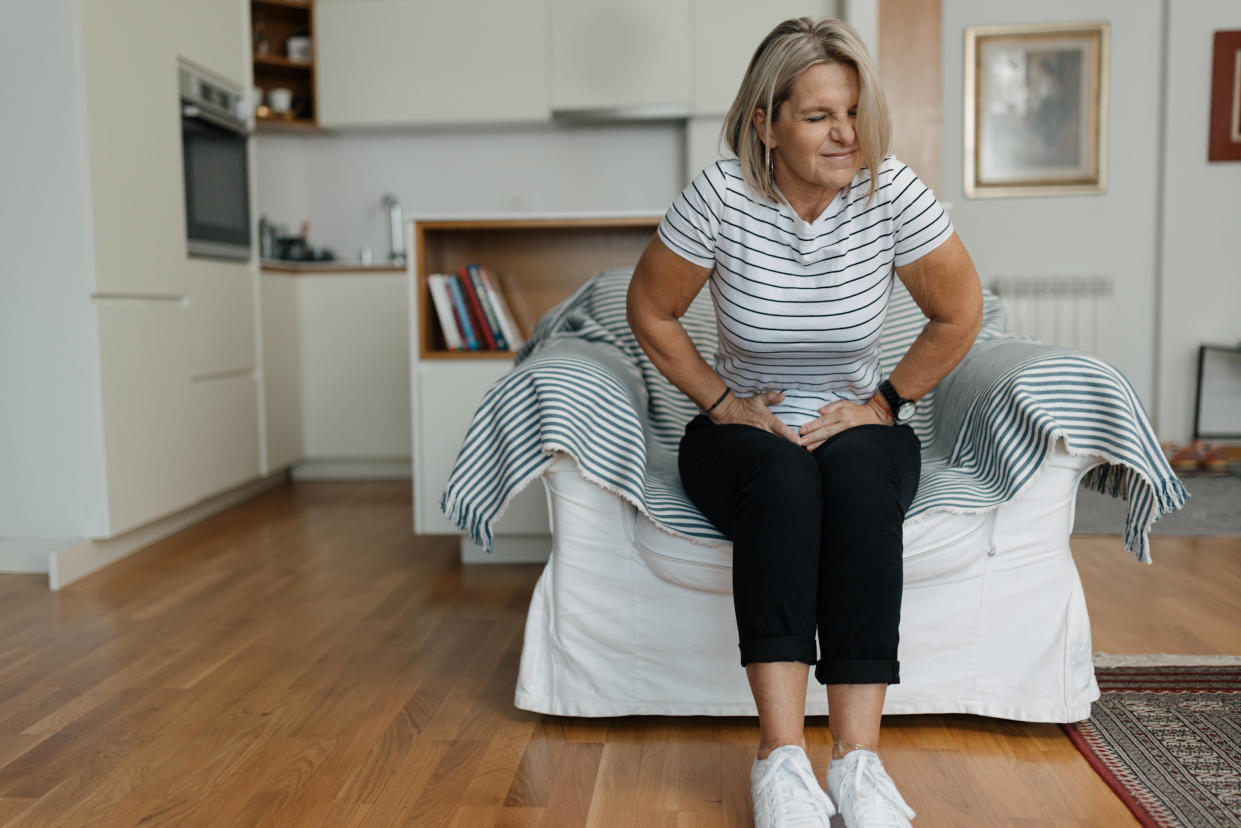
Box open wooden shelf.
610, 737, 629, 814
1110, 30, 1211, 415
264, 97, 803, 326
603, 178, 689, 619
412, 216, 660, 360
250, 0, 317, 127
253, 54, 313, 70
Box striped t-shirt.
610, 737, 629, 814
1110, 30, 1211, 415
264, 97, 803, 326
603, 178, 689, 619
657, 156, 953, 428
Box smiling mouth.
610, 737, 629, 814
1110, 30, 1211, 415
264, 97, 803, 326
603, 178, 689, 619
823, 150, 856, 159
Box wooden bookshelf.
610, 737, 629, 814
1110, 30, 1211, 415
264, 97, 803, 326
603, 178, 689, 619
250, 0, 318, 130
412, 216, 660, 360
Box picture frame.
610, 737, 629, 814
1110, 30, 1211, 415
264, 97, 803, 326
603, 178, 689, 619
1208, 30, 1241, 162
963, 21, 1109, 198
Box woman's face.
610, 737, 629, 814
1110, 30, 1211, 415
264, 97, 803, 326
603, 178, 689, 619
753, 62, 863, 205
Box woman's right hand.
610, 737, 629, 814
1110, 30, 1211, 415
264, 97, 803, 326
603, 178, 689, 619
708, 391, 802, 445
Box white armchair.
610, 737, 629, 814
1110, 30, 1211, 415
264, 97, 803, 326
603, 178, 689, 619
442, 269, 1185, 723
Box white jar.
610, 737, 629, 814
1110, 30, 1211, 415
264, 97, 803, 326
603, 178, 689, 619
286, 36, 311, 62
268, 87, 293, 112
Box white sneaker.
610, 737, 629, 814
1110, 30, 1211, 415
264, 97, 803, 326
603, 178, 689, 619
826, 749, 915, 827
751, 745, 837, 827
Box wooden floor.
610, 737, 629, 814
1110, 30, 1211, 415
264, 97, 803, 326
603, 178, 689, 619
1, 481, 1238, 827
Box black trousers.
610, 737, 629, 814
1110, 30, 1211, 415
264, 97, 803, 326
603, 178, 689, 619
678, 415, 921, 685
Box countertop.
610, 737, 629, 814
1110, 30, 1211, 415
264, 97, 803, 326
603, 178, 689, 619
260, 260, 406, 274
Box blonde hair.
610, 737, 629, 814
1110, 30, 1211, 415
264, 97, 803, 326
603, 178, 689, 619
723, 17, 891, 204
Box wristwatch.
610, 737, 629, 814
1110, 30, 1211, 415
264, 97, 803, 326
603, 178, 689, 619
878, 379, 917, 424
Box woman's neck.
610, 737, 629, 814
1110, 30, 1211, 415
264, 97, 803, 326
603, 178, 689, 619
773, 169, 840, 224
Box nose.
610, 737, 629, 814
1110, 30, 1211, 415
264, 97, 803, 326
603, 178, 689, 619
831, 117, 856, 148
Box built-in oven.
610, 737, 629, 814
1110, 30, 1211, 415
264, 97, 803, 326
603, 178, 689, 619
178, 58, 252, 261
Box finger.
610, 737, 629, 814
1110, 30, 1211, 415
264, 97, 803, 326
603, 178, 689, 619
804, 439, 825, 453
762, 391, 786, 406
799, 419, 839, 447
797, 415, 826, 437
771, 419, 801, 445
817, 399, 852, 414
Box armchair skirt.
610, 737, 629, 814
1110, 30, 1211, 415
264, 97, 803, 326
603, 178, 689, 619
515, 440, 1100, 722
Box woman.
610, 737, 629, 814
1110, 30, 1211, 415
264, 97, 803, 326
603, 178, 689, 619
627, 17, 982, 828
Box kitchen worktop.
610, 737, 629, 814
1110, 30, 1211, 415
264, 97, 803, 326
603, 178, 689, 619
260, 260, 406, 274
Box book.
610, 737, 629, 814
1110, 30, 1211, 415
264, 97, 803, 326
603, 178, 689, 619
466, 263, 508, 351
458, 265, 498, 350
479, 266, 523, 351
445, 274, 480, 350
427, 274, 463, 350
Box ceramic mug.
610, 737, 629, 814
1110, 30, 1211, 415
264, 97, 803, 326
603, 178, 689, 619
268, 87, 292, 113
286, 37, 311, 62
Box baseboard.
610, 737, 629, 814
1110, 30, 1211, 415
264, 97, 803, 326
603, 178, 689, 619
45, 472, 288, 591
460, 535, 551, 564
292, 458, 412, 481
0, 539, 66, 574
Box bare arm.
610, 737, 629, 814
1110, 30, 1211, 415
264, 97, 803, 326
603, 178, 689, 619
626, 236, 800, 443
888, 232, 984, 400
798, 232, 983, 449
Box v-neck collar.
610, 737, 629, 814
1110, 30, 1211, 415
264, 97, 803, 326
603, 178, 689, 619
773, 180, 846, 229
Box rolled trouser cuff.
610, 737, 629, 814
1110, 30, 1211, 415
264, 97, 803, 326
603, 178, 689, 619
740, 636, 818, 667
815, 658, 900, 686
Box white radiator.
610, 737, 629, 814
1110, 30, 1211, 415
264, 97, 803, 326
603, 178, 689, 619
989, 276, 1113, 353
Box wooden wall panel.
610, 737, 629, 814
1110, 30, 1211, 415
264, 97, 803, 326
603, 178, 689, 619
878, 0, 943, 191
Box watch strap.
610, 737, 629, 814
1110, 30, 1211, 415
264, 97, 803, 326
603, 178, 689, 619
878, 379, 906, 419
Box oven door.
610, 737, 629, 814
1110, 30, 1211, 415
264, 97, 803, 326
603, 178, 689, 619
181, 107, 251, 261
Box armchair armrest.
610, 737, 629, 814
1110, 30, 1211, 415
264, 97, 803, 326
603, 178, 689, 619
923, 338, 1186, 563
441, 337, 650, 552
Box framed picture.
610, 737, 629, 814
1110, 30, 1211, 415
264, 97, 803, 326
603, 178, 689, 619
1208, 30, 1241, 162
964, 22, 1109, 198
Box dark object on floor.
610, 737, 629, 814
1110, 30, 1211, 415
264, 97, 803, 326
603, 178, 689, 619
1074, 471, 1241, 536
1063, 663, 1241, 828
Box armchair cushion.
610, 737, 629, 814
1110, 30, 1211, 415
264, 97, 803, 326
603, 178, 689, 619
443, 268, 1185, 562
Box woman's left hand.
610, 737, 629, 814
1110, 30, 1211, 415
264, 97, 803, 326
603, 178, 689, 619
798, 397, 892, 452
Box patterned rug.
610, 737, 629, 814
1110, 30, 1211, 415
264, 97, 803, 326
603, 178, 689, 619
1064, 655, 1241, 827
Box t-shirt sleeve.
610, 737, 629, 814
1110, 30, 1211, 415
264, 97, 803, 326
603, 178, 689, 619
657, 164, 724, 269
888, 161, 954, 267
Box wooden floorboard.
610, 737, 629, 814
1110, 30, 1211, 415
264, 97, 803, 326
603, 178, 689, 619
0, 480, 1236, 826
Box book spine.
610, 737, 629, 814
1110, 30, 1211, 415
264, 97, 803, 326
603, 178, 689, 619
467, 264, 508, 351
427, 275, 463, 350
480, 267, 523, 350
458, 266, 498, 350
445, 274, 480, 350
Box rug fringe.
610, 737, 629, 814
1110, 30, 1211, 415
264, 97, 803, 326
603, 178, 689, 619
1093, 652, 1241, 668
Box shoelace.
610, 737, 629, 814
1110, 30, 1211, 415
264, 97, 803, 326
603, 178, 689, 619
842, 752, 916, 825
756, 750, 836, 825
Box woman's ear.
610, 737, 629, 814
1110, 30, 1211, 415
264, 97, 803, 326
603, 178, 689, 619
752, 108, 775, 149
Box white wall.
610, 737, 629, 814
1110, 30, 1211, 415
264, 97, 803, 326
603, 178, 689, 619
1156, 0, 1241, 441
256, 123, 685, 261
0, 0, 108, 540
941, 0, 1163, 409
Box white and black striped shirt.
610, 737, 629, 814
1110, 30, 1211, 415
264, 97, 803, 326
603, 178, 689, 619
658, 156, 953, 428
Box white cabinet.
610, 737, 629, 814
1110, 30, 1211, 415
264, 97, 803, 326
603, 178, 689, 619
261, 274, 304, 474
414, 360, 550, 536
79, 0, 249, 297
548, 0, 690, 115
190, 374, 262, 503
189, 263, 257, 379
95, 299, 198, 536
316, 0, 548, 127
408, 216, 658, 562
690, 0, 834, 116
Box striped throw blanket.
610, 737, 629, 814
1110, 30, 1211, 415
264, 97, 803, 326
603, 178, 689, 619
442, 268, 1186, 563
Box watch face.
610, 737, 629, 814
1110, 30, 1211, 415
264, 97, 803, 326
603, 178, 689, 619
896, 401, 917, 423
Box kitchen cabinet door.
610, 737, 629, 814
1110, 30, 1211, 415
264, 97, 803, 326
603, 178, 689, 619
548, 0, 690, 115
691, 0, 834, 116
95, 299, 198, 536
189, 374, 262, 503
260, 274, 303, 475
316, 0, 548, 127
189, 263, 257, 379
